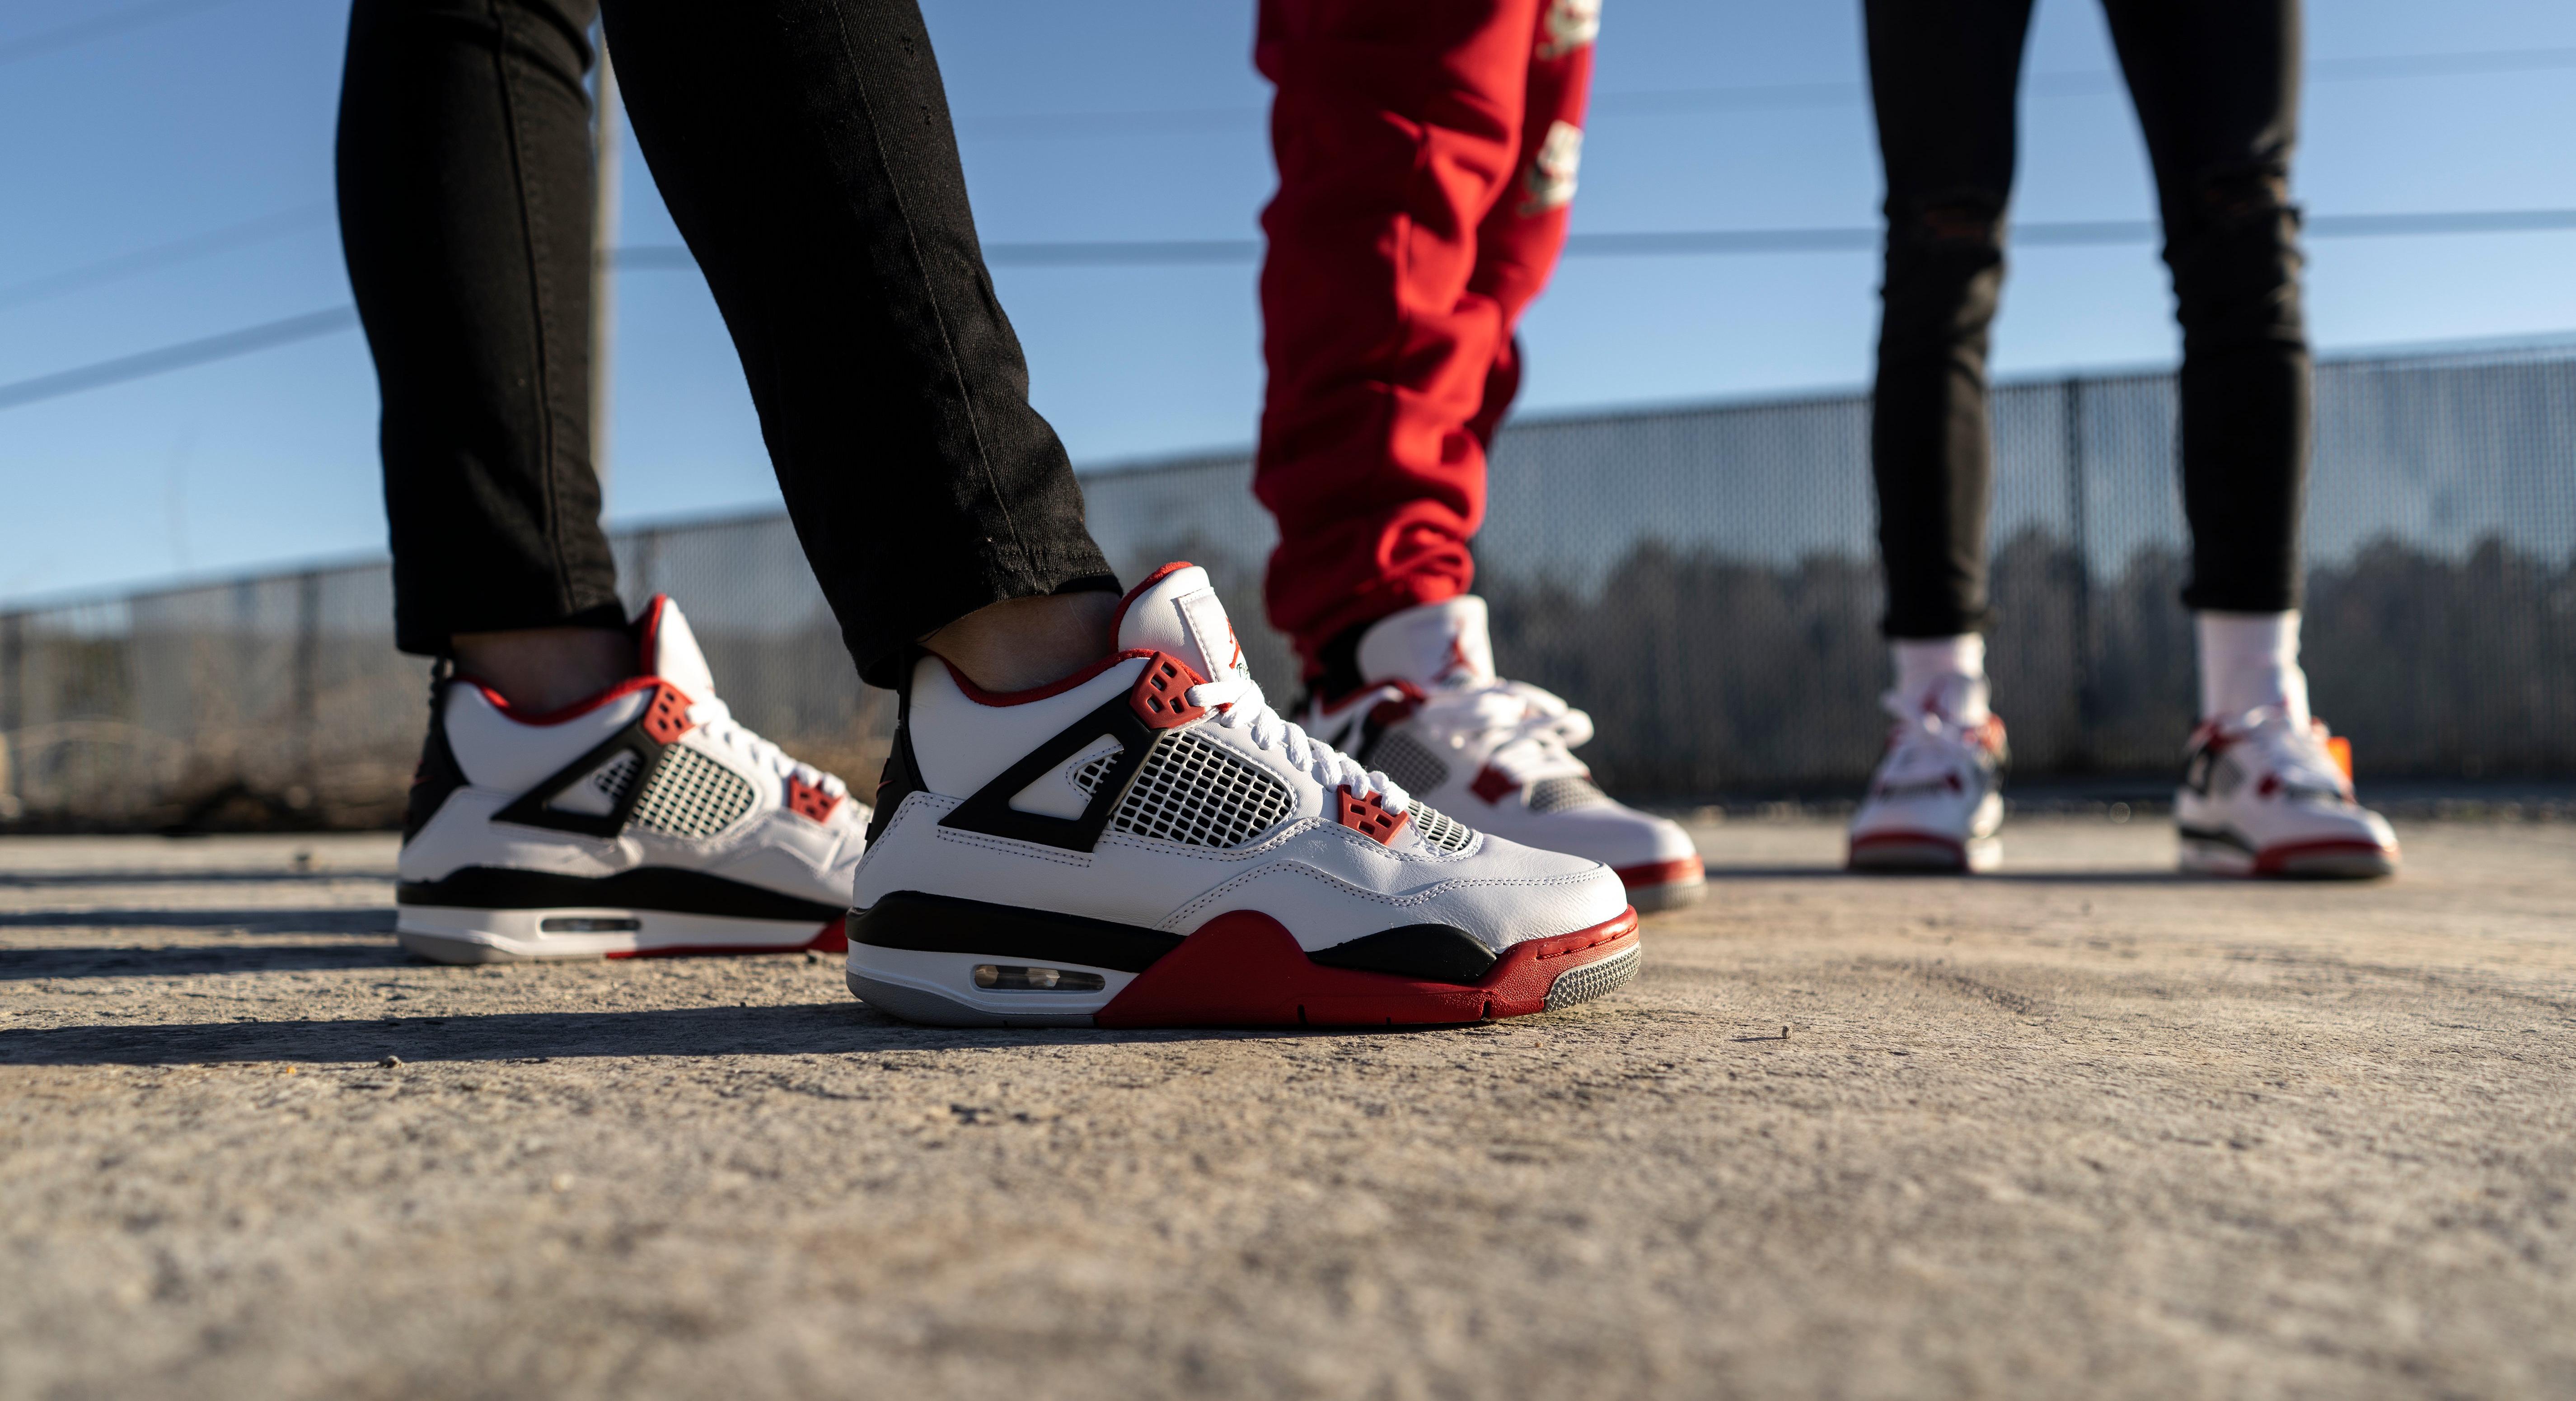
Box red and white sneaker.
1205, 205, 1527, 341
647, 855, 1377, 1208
395, 596, 869, 962
2177, 707, 2398, 878
1847, 678, 2007, 873
844, 565, 1640, 1028
1298, 598, 1704, 912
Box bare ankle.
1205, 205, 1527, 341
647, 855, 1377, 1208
922, 591, 1120, 694
450, 626, 635, 713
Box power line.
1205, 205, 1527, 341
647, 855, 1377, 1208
614, 208, 2576, 270
0, 203, 333, 313
0, 0, 248, 69
0, 307, 355, 412
957, 44, 2576, 138
9, 208, 2575, 412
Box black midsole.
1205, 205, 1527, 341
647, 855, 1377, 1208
2176, 824, 2258, 855
397, 866, 840, 922
852, 891, 1184, 973
1304, 923, 1497, 984
854, 890, 1508, 984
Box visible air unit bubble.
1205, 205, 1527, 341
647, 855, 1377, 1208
539, 916, 642, 934
971, 964, 1106, 992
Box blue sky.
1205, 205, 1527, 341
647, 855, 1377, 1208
2, 0, 2572, 606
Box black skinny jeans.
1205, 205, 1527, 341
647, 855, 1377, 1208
1865, 0, 2310, 637
337, 0, 1116, 686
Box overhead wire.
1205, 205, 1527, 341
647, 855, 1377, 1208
10, 207, 2574, 412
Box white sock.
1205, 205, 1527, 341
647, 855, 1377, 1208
2195, 610, 2309, 725
1891, 635, 1989, 723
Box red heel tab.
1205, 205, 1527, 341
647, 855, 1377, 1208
937, 650, 1161, 707
1112, 562, 1198, 631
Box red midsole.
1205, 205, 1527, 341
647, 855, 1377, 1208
1613, 856, 1704, 890
1094, 907, 1641, 1029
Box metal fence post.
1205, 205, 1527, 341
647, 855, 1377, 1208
2062, 376, 2097, 767
292, 570, 320, 807
0, 612, 19, 818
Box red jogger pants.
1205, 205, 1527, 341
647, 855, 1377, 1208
1252, 0, 1597, 678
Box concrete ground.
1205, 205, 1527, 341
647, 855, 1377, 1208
2, 817, 2571, 1401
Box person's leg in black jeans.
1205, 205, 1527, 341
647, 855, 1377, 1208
1849, 0, 2025, 872
337, 0, 1119, 698
2099, 0, 2308, 618
337, 0, 626, 701
1860, 0, 2033, 645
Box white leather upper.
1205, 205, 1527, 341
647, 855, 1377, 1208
2173, 710, 2397, 854
854, 566, 1627, 952
400, 596, 869, 905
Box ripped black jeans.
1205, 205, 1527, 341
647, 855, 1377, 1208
1863, 0, 2309, 637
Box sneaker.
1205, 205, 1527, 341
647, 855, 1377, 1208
845, 564, 1640, 1028
1846, 677, 2006, 873
1299, 597, 1704, 911
395, 596, 870, 962
2176, 707, 2398, 878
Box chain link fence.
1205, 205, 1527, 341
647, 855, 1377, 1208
5, 341, 2571, 830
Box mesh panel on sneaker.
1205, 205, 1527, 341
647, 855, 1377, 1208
1068, 743, 1126, 796
1368, 730, 1449, 796
1109, 731, 1294, 848
1409, 804, 1474, 854
590, 751, 641, 803
1527, 776, 1610, 813
631, 745, 758, 838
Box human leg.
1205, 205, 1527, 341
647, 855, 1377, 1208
1251, 0, 1545, 678
2099, 0, 2391, 876
564, 0, 1633, 1014
337, 0, 623, 664
1846, 0, 2031, 873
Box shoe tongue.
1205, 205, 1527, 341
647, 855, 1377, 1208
1357, 597, 1495, 689
635, 595, 717, 701
1114, 563, 1251, 686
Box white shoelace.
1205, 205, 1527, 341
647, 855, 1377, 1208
2214, 704, 2348, 796
1188, 674, 1410, 813
1404, 679, 1593, 781
1875, 691, 1993, 784
686, 695, 847, 800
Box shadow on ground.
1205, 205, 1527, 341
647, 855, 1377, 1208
0, 943, 412, 981
0, 908, 399, 934
0, 1002, 1542, 1065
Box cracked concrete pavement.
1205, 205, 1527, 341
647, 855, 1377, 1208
2, 817, 2572, 1399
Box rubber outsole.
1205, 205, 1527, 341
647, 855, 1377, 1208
1616, 858, 1706, 913
1848, 831, 2000, 874
395, 909, 847, 963
2179, 834, 2397, 880
848, 906, 1643, 1029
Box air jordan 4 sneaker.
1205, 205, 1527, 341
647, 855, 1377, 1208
396, 596, 870, 961
2177, 706, 2398, 878
1297, 597, 1704, 911
1847, 677, 2007, 873
845, 564, 1641, 1028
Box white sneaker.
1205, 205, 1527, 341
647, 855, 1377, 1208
1846, 678, 2006, 873
845, 564, 1640, 1028
2176, 707, 2398, 878
395, 596, 870, 962
1300, 598, 1704, 911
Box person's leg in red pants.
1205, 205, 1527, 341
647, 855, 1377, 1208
1251, 1, 1703, 911
1253, 0, 1596, 690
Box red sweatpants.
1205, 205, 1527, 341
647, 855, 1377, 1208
1252, 0, 1597, 677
